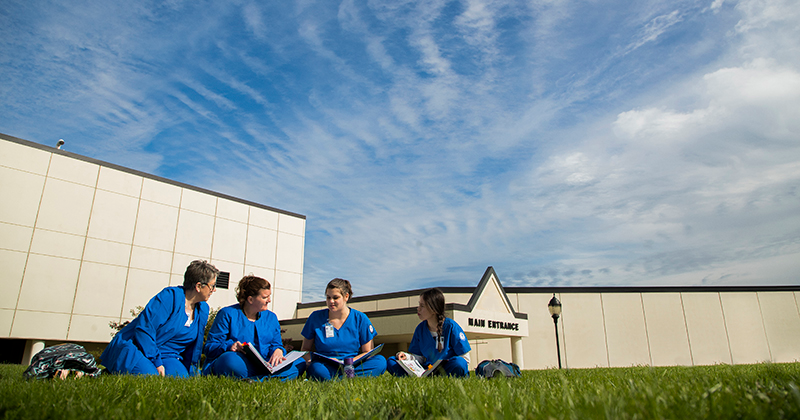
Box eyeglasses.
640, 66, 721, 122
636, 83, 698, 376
201, 283, 217, 291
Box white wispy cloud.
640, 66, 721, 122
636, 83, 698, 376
2, 0, 799, 301
623, 10, 683, 54
242, 1, 268, 40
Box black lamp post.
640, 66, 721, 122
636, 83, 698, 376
548, 294, 562, 369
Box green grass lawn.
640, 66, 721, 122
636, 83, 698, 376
1, 363, 799, 419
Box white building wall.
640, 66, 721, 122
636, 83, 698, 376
510, 289, 800, 369
758, 292, 800, 363
284, 280, 799, 371
719, 292, 770, 364
682, 292, 732, 365
0, 134, 305, 345
603, 293, 651, 367
560, 293, 608, 368
641, 293, 692, 366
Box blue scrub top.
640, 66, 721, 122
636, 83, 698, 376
203, 303, 285, 364
101, 286, 208, 374
161, 320, 198, 359
408, 317, 471, 363
301, 308, 377, 359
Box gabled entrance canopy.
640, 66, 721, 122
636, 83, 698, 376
451, 267, 528, 339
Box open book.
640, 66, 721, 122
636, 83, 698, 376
397, 357, 443, 377
242, 343, 307, 374
313, 343, 384, 366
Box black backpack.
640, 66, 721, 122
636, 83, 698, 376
475, 359, 521, 378
23, 343, 102, 379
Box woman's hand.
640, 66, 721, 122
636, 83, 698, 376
156, 365, 166, 377
268, 349, 285, 366
396, 351, 407, 360
230, 341, 244, 353
301, 338, 314, 363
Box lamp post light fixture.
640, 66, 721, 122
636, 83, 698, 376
547, 294, 563, 369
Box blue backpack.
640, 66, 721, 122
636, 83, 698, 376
475, 359, 521, 378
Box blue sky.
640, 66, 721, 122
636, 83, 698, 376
2, 0, 798, 301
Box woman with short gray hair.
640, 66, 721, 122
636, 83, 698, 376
101, 260, 219, 377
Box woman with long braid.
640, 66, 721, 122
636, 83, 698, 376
386, 288, 471, 377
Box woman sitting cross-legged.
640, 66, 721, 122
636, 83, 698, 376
300, 278, 387, 380
387, 288, 472, 377
202, 275, 305, 380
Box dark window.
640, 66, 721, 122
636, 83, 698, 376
217, 272, 230, 289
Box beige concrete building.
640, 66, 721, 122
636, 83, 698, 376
0, 133, 306, 363
283, 267, 800, 370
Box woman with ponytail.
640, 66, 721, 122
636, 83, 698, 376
300, 278, 387, 380
387, 288, 471, 377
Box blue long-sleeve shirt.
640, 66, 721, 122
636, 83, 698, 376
101, 286, 208, 374
203, 304, 286, 366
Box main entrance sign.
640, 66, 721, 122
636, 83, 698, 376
468, 318, 520, 331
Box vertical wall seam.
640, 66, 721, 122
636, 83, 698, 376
119, 176, 144, 320
679, 292, 694, 366
209, 197, 218, 263
66, 165, 101, 339
794, 292, 800, 363
756, 292, 774, 361
243, 206, 251, 277
206, 198, 219, 311
794, 291, 800, 319
640, 293, 653, 367
170, 189, 184, 288
272, 216, 281, 313
600, 293, 610, 368
718, 292, 734, 365
298, 220, 306, 296
559, 293, 567, 369
10, 152, 53, 335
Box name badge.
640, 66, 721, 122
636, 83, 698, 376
324, 322, 334, 338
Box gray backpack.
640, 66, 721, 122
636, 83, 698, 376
475, 359, 521, 378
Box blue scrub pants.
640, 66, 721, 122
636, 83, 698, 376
130, 357, 189, 377
205, 351, 305, 380
306, 355, 387, 381
386, 356, 469, 377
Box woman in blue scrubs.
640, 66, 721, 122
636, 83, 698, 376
300, 278, 386, 380
203, 275, 304, 380
387, 288, 472, 377
101, 260, 218, 377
